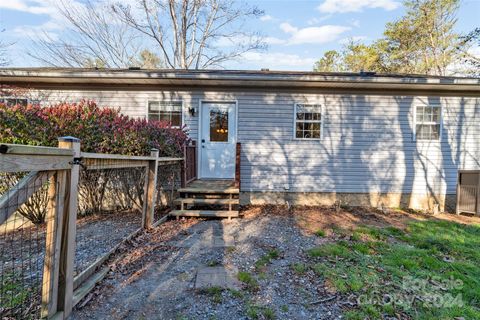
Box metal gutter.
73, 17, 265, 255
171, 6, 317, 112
1, 69, 479, 93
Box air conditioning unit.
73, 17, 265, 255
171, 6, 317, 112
456, 170, 480, 215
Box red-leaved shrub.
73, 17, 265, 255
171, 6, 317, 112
0, 100, 189, 223
0, 100, 189, 156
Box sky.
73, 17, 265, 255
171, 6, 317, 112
0, 0, 479, 71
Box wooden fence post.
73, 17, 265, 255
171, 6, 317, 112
142, 149, 159, 229
56, 136, 81, 319
41, 171, 66, 318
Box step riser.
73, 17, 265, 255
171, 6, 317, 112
174, 199, 239, 205
179, 194, 239, 199
178, 189, 239, 195
170, 210, 239, 218
175, 181, 240, 218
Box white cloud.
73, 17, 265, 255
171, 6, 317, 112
317, 0, 400, 13
13, 20, 62, 40
236, 52, 317, 70
280, 22, 298, 34
264, 37, 286, 45
260, 14, 273, 22
280, 22, 350, 45
0, 0, 56, 15
307, 16, 332, 25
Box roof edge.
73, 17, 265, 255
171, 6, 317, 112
1, 68, 480, 91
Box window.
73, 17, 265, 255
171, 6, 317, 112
0, 98, 28, 106
147, 101, 182, 127
295, 103, 322, 139
415, 105, 442, 141
209, 107, 229, 142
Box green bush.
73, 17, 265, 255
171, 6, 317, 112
0, 100, 189, 223
0, 99, 188, 156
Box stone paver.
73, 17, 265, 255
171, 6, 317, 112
194, 266, 240, 290
168, 233, 235, 248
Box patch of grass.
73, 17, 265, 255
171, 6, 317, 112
291, 262, 308, 275
309, 219, 480, 319
258, 271, 268, 280
307, 242, 351, 258
207, 260, 220, 267
314, 229, 326, 237
280, 305, 288, 312
202, 286, 223, 303
228, 288, 244, 299
331, 226, 350, 237
351, 242, 372, 255
245, 304, 276, 320
263, 307, 276, 319
255, 249, 281, 269
237, 271, 259, 291
353, 225, 385, 241
382, 226, 404, 237
350, 232, 362, 241
0, 274, 30, 310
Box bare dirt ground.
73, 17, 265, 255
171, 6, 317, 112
70, 206, 480, 320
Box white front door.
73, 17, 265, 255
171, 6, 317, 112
199, 102, 237, 179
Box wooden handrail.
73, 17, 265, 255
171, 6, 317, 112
235, 142, 241, 189
182, 141, 197, 187
0, 143, 73, 156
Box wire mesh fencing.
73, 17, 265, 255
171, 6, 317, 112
0, 141, 183, 319
74, 157, 146, 278
0, 171, 56, 319
154, 161, 182, 224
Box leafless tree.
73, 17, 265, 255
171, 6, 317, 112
0, 28, 12, 66
111, 0, 265, 69
30, 0, 152, 68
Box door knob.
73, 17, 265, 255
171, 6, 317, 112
201, 139, 205, 143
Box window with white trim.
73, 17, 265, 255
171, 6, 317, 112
0, 98, 29, 106
147, 101, 182, 127
415, 105, 441, 140
295, 103, 322, 139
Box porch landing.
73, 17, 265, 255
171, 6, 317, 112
171, 179, 240, 219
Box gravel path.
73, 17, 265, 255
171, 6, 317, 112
75, 211, 142, 275
71, 211, 345, 320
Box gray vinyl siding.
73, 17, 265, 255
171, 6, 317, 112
28, 88, 480, 197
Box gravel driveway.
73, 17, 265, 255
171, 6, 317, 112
71, 209, 345, 320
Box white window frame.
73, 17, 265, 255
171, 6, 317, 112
413, 104, 443, 142
0, 97, 32, 106
146, 100, 184, 128
293, 103, 324, 140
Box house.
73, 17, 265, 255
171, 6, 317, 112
1, 68, 479, 213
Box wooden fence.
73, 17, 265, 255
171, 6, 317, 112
0, 137, 182, 319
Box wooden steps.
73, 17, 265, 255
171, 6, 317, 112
172, 179, 240, 219
170, 210, 239, 218
177, 187, 239, 194
174, 198, 238, 205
